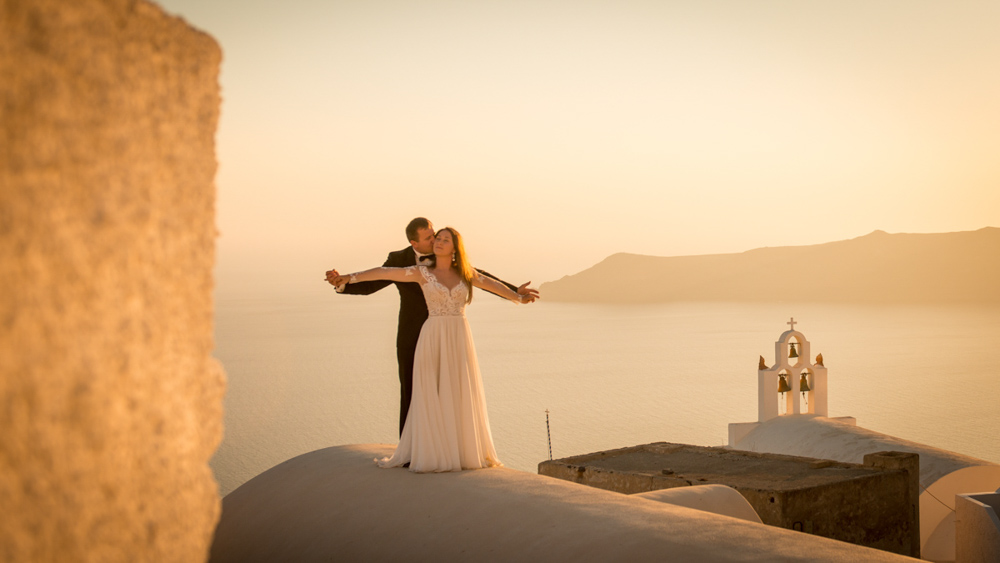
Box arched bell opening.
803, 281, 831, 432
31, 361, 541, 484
777, 370, 792, 415
799, 369, 814, 414
785, 336, 803, 368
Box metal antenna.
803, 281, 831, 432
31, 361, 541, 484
545, 409, 553, 460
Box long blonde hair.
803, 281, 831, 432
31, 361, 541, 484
438, 227, 474, 303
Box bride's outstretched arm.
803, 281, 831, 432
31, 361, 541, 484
333, 266, 419, 286
472, 272, 537, 304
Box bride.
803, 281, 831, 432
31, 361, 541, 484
334, 227, 537, 472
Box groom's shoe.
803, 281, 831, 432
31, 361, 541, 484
402, 462, 410, 468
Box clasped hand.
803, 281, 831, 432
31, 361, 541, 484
325, 269, 346, 286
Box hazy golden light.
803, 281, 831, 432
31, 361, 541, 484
157, 0, 999, 297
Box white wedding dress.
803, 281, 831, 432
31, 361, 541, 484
377, 265, 502, 472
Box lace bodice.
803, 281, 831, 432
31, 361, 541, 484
414, 265, 469, 317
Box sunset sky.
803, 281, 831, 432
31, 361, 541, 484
156, 0, 999, 297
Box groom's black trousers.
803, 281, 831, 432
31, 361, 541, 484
394, 308, 428, 436
396, 345, 415, 437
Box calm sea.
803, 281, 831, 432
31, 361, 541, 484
212, 290, 1000, 496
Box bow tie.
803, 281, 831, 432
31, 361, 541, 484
417, 255, 434, 263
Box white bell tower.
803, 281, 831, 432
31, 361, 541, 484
730, 318, 833, 446
756, 317, 828, 422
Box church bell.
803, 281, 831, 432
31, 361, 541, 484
777, 374, 792, 394
788, 342, 799, 359
799, 374, 811, 392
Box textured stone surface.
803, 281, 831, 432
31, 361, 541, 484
539, 442, 920, 557
0, 0, 224, 561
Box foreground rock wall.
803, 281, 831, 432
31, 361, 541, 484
0, 1, 224, 561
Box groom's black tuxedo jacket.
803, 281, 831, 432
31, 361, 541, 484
339, 246, 518, 434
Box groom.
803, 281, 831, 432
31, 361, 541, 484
325, 217, 538, 436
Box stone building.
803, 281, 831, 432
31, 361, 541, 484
539, 442, 921, 557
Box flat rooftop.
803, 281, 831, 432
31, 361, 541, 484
545, 442, 889, 491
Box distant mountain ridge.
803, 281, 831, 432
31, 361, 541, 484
539, 228, 1000, 303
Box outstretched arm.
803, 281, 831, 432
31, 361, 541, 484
472, 272, 537, 304
333, 266, 420, 287
336, 276, 393, 296
326, 268, 392, 295
475, 268, 540, 301
327, 252, 407, 295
